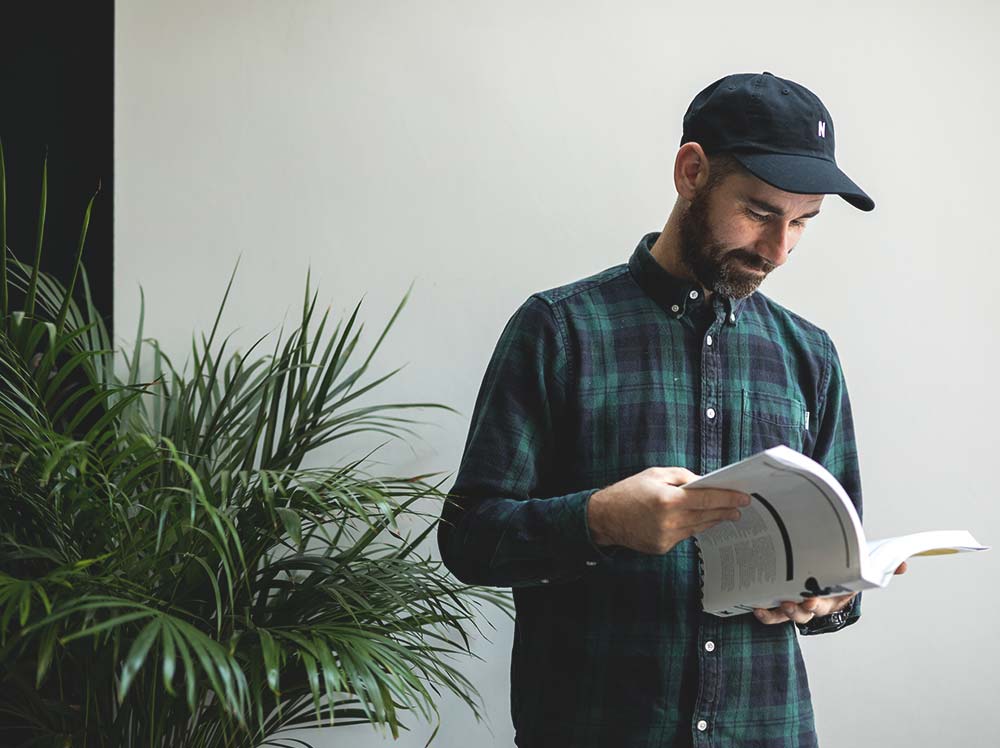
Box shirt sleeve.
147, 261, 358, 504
437, 295, 616, 588
797, 332, 863, 636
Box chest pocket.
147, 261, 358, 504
739, 388, 809, 459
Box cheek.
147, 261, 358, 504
714, 217, 755, 250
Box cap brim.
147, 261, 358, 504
731, 152, 875, 212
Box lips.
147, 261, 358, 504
735, 257, 766, 274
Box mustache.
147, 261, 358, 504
727, 249, 776, 273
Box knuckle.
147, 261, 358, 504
651, 466, 698, 484
655, 491, 677, 510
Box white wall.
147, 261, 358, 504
116, 1, 1000, 745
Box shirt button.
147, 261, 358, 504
706, 335, 713, 346
697, 720, 708, 732
704, 640, 715, 652
706, 407, 716, 419
540, 579, 550, 584
585, 560, 598, 567
729, 312, 736, 323
671, 304, 680, 313
689, 290, 699, 299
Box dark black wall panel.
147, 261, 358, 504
3, 1, 114, 337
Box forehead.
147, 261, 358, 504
719, 170, 825, 212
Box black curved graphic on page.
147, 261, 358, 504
751, 492, 793, 581
801, 576, 833, 598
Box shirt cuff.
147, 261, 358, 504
555, 488, 621, 566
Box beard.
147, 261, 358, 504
678, 188, 774, 300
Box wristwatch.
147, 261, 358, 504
798, 605, 853, 635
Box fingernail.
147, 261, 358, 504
741, 495, 752, 506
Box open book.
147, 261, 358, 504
686, 445, 989, 618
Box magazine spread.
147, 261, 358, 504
686, 445, 989, 617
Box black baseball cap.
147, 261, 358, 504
680, 71, 874, 212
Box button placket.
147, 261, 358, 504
695, 313, 724, 743
702, 321, 721, 431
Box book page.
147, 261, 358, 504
863, 530, 988, 587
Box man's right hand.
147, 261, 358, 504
586, 467, 751, 555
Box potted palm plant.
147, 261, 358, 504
0, 142, 510, 747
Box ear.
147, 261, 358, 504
674, 142, 710, 202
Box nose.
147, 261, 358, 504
755, 222, 795, 267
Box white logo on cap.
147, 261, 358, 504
818, 121, 827, 138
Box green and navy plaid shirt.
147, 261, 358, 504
438, 232, 863, 748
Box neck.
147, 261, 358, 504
650, 204, 714, 300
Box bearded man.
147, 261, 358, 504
438, 71, 905, 748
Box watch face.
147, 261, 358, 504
827, 610, 850, 626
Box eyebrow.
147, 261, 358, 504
744, 196, 822, 220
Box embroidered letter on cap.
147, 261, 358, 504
817, 121, 826, 138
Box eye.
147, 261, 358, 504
745, 208, 808, 229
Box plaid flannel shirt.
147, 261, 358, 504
438, 232, 863, 747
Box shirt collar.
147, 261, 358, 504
627, 231, 748, 326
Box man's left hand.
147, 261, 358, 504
753, 561, 908, 625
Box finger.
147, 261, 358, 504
779, 601, 817, 625
669, 507, 743, 529
753, 607, 790, 625
814, 593, 856, 617
894, 561, 908, 575
798, 597, 819, 614
684, 517, 733, 536
679, 486, 752, 511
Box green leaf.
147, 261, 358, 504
275, 507, 303, 550
258, 628, 281, 696
25, 151, 47, 317
35, 621, 59, 687
117, 619, 161, 702
160, 621, 177, 695
54, 183, 98, 335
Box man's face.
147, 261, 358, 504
678, 169, 825, 299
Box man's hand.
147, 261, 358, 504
587, 467, 750, 554
753, 561, 909, 624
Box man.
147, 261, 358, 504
437, 71, 906, 747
